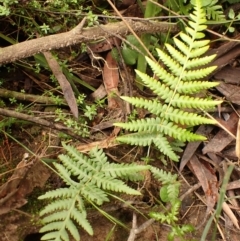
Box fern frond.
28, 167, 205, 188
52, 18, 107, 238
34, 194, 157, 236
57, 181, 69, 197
39, 143, 149, 240
38, 188, 78, 200
116, 118, 206, 141
115, 0, 221, 162
116, 132, 155, 146
103, 162, 148, 181
182, 67, 216, 81
170, 95, 222, 109
39, 199, 74, 216
153, 135, 179, 162
159, 106, 216, 125
176, 81, 218, 94
80, 183, 109, 205
150, 167, 178, 184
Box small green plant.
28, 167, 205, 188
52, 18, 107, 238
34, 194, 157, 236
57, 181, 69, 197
38, 143, 149, 241
115, 0, 222, 162
149, 167, 194, 241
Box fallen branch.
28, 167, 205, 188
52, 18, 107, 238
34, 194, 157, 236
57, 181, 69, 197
0, 20, 178, 65
0, 108, 82, 140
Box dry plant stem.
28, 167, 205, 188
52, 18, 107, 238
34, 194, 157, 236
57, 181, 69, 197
0, 20, 178, 65
0, 108, 81, 139
106, 0, 155, 61
0, 88, 65, 104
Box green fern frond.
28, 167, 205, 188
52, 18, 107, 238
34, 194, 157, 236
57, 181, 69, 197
80, 183, 109, 205
116, 118, 205, 141
176, 81, 218, 93
153, 135, 179, 162
39, 143, 149, 241
150, 167, 180, 203
150, 167, 178, 184
103, 162, 148, 181
115, 2, 221, 162
204, 3, 225, 21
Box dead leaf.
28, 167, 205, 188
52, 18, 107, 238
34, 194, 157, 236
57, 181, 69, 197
76, 136, 118, 152
180, 125, 214, 172
214, 66, 240, 85
227, 180, 240, 190
202, 111, 238, 155
216, 81, 240, 106
43, 52, 78, 118
103, 52, 122, 109
188, 155, 218, 213
222, 201, 240, 229
0, 158, 50, 215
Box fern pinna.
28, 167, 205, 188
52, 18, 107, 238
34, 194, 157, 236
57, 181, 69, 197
114, 0, 222, 161
38, 143, 149, 241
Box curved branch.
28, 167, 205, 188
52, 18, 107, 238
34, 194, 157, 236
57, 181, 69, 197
0, 20, 178, 65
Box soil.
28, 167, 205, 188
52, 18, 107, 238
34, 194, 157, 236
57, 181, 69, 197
1, 128, 239, 241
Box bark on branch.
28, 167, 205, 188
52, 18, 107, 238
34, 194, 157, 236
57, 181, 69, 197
0, 20, 178, 65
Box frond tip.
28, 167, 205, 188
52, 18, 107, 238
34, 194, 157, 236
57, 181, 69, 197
115, 0, 222, 162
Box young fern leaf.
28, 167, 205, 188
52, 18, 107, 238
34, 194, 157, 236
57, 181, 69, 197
115, 0, 222, 161
39, 143, 149, 241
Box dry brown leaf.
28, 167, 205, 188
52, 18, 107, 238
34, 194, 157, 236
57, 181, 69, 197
222, 201, 240, 229
103, 52, 121, 109
0, 158, 50, 215
227, 180, 240, 190
180, 125, 214, 172
216, 81, 240, 106
43, 52, 78, 118
188, 155, 218, 213
202, 111, 238, 154
76, 137, 118, 152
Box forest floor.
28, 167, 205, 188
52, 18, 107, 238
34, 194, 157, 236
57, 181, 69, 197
1, 1, 240, 241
